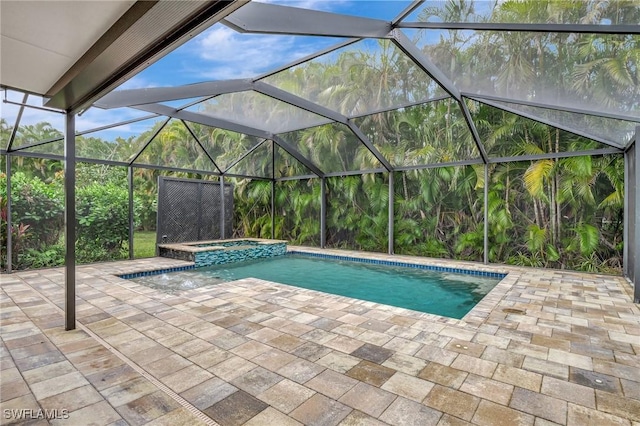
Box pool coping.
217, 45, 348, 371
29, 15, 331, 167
157, 237, 287, 253
288, 250, 506, 278
117, 246, 520, 327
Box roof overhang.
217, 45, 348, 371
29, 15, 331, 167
1, 0, 245, 113
1, 0, 135, 97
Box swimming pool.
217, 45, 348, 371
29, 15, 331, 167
129, 254, 504, 319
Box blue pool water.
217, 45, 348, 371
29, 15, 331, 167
132, 254, 502, 319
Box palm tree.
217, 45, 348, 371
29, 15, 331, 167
275, 178, 321, 246
1, 118, 12, 150
572, 33, 639, 112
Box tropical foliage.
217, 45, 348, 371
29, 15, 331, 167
0, 165, 133, 269
1, 0, 634, 273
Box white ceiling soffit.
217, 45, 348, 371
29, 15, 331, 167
1, 1, 135, 96
1, 1, 245, 112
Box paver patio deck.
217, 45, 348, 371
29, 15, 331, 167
1, 247, 639, 425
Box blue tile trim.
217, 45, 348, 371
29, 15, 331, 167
117, 264, 196, 280
194, 243, 286, 267
119, 250, 505, 280
287, 251, 507, 279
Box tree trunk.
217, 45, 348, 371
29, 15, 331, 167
402, 172, 409, 201
505, 172, 510, 214
533, 198, 541, 228
549, 178, 556, 245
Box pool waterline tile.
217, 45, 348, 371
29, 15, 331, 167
288, 250, 507, 278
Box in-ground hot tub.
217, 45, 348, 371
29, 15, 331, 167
158, 238, 287, 267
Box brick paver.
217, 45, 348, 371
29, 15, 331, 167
1, 248, 638, 425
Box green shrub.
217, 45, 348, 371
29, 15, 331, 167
1, 171, 64, 249
134, 193, 157, 230
1, 172, 64, 270
19, 245, 65, 269
76, 183, 129, 263
1, 170, 133, 269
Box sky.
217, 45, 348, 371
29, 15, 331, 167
118, 0, 413, 89
2, 0, 414, 144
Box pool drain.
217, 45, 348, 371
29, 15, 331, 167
502, 308, 526, 315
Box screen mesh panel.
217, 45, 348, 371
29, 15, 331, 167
227, 140, 273, 178
75, 163, 130, 264
11, 115, 65, 151
186, 91, 331, 134
230, 178, 272, 239
3, 157, 64, 271
477, 99, 637, 147
275, 144, 315, 178
124, 22, 348, 85
262, 38, 447, 118
133, 168, 159, 259
76, 107, 152, 132
133, 119, 218, 173
406, 28, 639, 121
278, 123, 382, 173
402, 0, 639, 25
466, 100, 605, 158
393, 166, 483, 261
275, 178, 321, 246
4, 92, 65, 151
77, 117, 165, 162
486, 156, 623, 271
1, 90, 21, 149
326, 173, 388, 252
353, 98, 479, 166
19, 140, 65, 156
185, 121, 264, 172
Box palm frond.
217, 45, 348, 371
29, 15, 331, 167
523, 159, 553, 197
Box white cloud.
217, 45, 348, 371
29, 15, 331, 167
76, 107, 155, 134
1, 88, 156, 143
1, 91, 65, 138
191, 25, 333, 80
98, 1, 358, 86
257, 0, 348, 12
115, 75, 159, 91
70, 76, 164, 136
